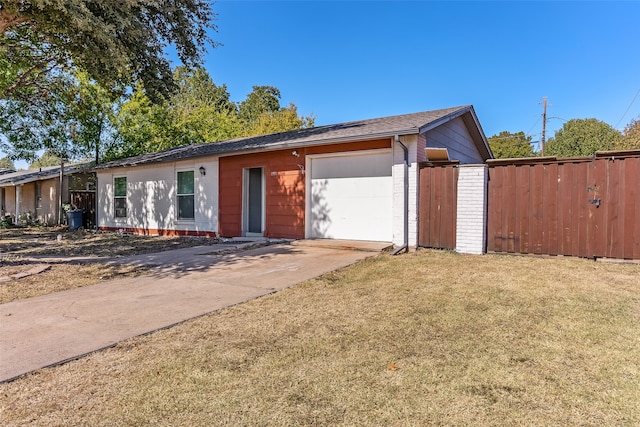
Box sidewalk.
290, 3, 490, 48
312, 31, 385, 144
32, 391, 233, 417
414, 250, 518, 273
0, 240, 389, 382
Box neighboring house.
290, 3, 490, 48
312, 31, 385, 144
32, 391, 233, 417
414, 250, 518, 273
95, 105, 492, 246
0, 163, 96, 227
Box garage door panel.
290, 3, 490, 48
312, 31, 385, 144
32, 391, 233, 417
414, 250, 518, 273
311, 152, 392, 179
310, 152, 392, 242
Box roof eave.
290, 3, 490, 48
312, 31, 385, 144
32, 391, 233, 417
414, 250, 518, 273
95, 128, 422, 170
419, 105, 493, 160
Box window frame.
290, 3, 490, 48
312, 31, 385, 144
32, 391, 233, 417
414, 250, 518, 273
35, 181, 43, 209
176, 170, 195, 220
113, 176, 127, 218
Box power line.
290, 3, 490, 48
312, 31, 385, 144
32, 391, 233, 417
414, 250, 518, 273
614, 88, 640, 129
526, 116, 541, 136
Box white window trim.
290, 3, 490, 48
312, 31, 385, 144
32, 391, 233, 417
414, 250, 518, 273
113, 176, 127, 219
176, 169, 196, 221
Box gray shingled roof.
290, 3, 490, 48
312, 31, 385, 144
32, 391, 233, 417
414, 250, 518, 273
0, 162, 94, 186
96, 105, 486, 169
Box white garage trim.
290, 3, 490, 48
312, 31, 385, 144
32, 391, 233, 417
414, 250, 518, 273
305, 149, 393, 241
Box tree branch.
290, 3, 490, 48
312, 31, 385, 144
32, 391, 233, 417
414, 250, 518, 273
0, 10, 30, 34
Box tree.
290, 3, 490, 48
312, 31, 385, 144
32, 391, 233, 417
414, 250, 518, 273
108, 86, 184, 161
1, 0, 216, 102
0, 70, 76, 162
0, 157, 15, 170
246, 103, 315, 136
239, 86, 282, 123
0, 70, 118, 163
545, 118, 621, 157
616, 117, 640, 150
488, 131, 536, 159
29, 151, 61, 169
170, 66, 242, 144
109, 70, 314, 161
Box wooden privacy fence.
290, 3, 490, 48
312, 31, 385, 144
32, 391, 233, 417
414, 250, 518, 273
418, 163, 459, 250
70, 191, 97, 229
487, 152, 640, 260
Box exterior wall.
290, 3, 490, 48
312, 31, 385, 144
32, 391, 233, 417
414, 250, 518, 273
219, 139, 391, 239
455, 165, 488, 254
392, 134, 419, 247
424, 116, 485, 164
2, 187, 15, 218
36, 178, 60, 225
97, 157, 218, 236
219, 150, 305, 239
20, 183, 36, 220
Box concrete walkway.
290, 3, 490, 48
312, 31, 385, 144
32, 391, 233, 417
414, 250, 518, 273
0, 240, 390, 382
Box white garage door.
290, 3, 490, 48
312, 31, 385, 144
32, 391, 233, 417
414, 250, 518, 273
309, 151, 393, 241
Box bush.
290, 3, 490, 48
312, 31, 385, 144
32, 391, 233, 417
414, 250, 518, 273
0, 215, 13, 229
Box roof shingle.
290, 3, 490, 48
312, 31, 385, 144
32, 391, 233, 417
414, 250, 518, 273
96, 106, 477, 169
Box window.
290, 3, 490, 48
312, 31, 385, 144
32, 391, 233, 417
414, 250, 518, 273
35, 181, 43, 209
114, 177, 127, 218
177, 170, 195, 220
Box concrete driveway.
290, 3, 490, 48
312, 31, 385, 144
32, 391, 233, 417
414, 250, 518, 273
0, 240, 390, 382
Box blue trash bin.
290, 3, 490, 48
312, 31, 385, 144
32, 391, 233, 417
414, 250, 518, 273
67, 209, 83, 231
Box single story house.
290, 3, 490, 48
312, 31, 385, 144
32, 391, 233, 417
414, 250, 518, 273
0, 163, 96, 226
94, 105, 492, 247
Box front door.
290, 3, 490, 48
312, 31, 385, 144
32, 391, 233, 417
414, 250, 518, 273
243, 167, 264, 236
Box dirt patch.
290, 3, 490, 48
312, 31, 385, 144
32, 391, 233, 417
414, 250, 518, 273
0, 261, 147, 304
0, 227, 223, 258
0, 227, 224, 303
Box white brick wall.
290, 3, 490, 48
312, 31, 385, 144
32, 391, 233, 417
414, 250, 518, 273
392, 135, 419, 247
455, 165, 488, 254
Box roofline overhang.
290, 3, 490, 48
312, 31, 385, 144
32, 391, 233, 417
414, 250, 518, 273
219, 129, 418, 157
0, 163, 93, 187
419, 105, 493, 160
94, 130, 420, 171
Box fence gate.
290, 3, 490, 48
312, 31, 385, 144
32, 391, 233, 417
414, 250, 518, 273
487, 153, 640, 260
418, 164, 458, 249
70, 191, 96, 229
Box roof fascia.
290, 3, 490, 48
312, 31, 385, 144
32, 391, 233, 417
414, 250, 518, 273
95, 129, 420, 170
0, 163, 92, 186
419, 106, 493, 160
233, 129, 419, 152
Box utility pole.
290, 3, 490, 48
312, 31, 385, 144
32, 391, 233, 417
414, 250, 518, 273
541, 97, 548, 156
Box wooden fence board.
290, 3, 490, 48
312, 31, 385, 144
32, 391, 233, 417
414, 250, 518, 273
487, 154, 640, 260
418, 165, 458, 250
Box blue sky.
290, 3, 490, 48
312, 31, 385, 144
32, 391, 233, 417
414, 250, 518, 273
206, 0, 640, 145
6, 1, 640, 168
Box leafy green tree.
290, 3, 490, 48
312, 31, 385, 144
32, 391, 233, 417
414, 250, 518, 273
545, 118, 621, 157
170, 67, 242, 143
246, 103, 315, 136
488, 131, 536, 159
1, 0, 216, 102
107, 86, 184, 161
29, 151, 61, 168
239, 86, 282, 123
0, 70, 75, 162
616, 117, 640, 150
109, 70, 314, 161
64, 72, 120, 163
0, 70, 118, 163
0, 157, 15, 170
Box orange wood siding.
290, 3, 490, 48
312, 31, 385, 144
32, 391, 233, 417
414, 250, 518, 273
218, 138, 392, 239
219, 150, 305, 239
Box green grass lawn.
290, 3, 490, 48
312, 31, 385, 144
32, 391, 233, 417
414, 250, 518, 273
1, 251, 639, 426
